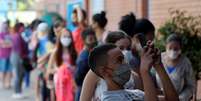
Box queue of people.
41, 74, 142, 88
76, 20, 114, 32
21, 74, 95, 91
0, 6, 196, 101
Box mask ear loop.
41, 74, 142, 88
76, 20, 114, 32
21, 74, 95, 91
118, 30, 128, 36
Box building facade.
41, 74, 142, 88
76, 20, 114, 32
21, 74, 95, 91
36, 0, 201, 30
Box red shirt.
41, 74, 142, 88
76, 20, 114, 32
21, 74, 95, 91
72, 27, 84, 55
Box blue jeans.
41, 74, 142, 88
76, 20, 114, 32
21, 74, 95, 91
10, 52, 25, 93
38, 72, 50, 101
0, 58, 12, 72
75, 87, 81, 101
24, 71, 30, 88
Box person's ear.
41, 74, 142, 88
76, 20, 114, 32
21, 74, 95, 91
101, 66, 113, 78
93, 22, 99, 28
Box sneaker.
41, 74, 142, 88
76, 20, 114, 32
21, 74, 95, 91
12, 93, 24, 99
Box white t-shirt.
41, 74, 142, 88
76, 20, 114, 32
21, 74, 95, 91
92, 74, 135, 101
102, 89, 144, 101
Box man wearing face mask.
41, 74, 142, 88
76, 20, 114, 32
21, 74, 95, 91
88, 44, 179, 101
155, 34, 195, 101
74, 28, 97, 101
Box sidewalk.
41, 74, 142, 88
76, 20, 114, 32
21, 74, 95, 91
0, 86, 35, 101
0, 70, 38, 101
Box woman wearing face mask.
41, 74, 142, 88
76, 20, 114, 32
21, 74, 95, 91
80, 31, 142, 101
53, 19, 65, 37
155, 34, 195, 101
47, 28, 77, 101
33, 22, 56, 101
10, 23, 27, 98
105, 31, 133, 64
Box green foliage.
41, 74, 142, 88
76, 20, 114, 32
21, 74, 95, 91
156, 9, 201, 78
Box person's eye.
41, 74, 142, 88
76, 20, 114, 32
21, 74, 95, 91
119, 46, 124, 50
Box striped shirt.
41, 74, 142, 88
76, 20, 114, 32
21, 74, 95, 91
0, 32, 11, 58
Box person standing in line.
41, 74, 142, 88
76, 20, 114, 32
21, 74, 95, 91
47, 28, 77, 101
71, 7, 88, 55
74, 28, 98, 101
33, 22, 54, 101
10, 23, 27, 99
91, 11, 108, 44
0, 21, 12, 89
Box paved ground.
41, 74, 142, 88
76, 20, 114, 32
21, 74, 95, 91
0, 70, 38, 101
0, 86, 35, 101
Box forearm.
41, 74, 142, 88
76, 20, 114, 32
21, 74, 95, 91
47, 53, 56, 74
155, 63, 179, 101
37, 53, 50, 64
140, 69, 158, 101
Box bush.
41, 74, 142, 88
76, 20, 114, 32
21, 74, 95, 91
156, 9, 201, 79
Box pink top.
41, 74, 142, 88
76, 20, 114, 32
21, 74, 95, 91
0, 32, 11, 58
11, 33, 27, 58
55, 64, 74, 101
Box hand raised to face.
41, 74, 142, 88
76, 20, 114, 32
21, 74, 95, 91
140, 45, 155, 72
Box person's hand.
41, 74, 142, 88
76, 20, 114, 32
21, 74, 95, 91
146, 41, 162, 68
76, 7, 84, 23
153, 48, 162, 66
29, 32, 39, 50
140, 46, 155, 73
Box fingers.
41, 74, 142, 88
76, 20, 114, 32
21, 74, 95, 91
156, 48, 161, 56
147, 40, 154, 49
142, 41, 160, 57
146, 47, 153, 56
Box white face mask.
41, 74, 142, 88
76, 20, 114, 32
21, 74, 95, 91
122, 50, 133, 64
60, 37, 72, 47
167, 50, 181, 60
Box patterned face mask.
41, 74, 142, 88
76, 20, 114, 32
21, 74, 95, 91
112, 64, 131, 86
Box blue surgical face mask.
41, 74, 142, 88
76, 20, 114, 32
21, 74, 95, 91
122, 50, 133, 64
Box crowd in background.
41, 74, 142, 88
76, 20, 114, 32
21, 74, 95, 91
0, 6, 196, 101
